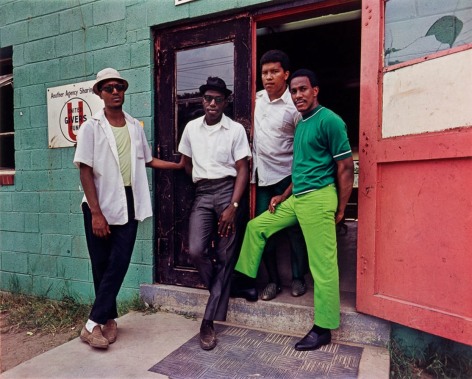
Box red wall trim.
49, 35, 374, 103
0, 172, 15, 186
384, 43, 472, 73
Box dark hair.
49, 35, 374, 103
290, 69, 320, 87
260, 50, 290, 72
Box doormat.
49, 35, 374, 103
149, 324, 363, 378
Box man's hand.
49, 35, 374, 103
218, 205, 236, 237
268, 182, 292, 213
92, 212, 111, 238
79, 163, 111, 238
217, 157, 248, 237
268, 195, 285, 213
335, 209, 345, 225
335, 157, 354, 225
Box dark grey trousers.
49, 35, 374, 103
189, 177, 242, 321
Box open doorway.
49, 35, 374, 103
256, 12, 360, 158
254, 11, 361, 302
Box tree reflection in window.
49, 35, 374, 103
175, 43, 234, 140
385, 1, 472, 66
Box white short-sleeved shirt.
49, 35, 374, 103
178, 114, 251, 183
73, 109, 153, 224
252, 87, 302, 186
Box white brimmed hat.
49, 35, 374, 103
92, 68, 129, 95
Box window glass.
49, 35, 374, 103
175, 43, 234, 142
0, 46, 14, 170
176, 42, 234, 96
385, 1, 472, 66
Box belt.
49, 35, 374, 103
196, 177, 235, 187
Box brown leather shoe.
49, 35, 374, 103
102, 319, 118, 344
80, 325, 109, 349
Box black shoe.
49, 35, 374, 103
200, 321, 216, 350
294, 329, 331, 351
261, 283, 282, 301
291, 279, 307, 297
230, 287, 258, 302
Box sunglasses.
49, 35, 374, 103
101, 83, 127, 93
203, 95, 225, 104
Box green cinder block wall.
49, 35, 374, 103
0, 0, 271, 302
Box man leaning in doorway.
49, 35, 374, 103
74, 68, 184, 349
248, 49, 309, 301
235, 69, 354, 350
178, 77, 251, 350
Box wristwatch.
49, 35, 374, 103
232, 202, 239, 208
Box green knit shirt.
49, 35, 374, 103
292, 105, 352, 195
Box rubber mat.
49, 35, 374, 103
149, 324, 363, 378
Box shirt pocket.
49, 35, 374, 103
280, 116, 296, 135
215, 146, 230, 164
135, 141, 145, 159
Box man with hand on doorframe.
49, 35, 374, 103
74, 67, 184, 350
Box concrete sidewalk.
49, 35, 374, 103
1, 311, 389, 379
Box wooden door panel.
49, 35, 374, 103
154, 17, 252, 287
357, 1, 472, 345
376, 158, 471, 315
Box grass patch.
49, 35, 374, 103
117, 294, 157, 315
390, 339, 472, 378
0, 292, 158, 335
0, 292, 90, 335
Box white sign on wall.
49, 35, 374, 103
47, 80, 104, 148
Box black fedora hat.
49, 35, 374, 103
199, 76, 232, 97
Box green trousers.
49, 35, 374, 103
256, 175, 308, 283
235, 184, 340, 329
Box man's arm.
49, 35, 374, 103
181, 154, 193, 176
335, 156, 354, 224
79, 164, 111, 238
231, 158, 249, 208
146, 155, 185, 170
218, 158, 249, 237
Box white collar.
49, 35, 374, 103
200, 113, 230, 130
258, 86, 291, 104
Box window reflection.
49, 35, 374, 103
177, 43, 234, 95
385, 1, 472, 66
175, 43, 234, 145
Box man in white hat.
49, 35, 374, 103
74, 68, 183, 349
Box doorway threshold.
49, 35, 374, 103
141, 283, 390, 348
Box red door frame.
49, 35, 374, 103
357, 1, 472, 345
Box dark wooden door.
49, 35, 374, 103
154, 16, 252, 287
